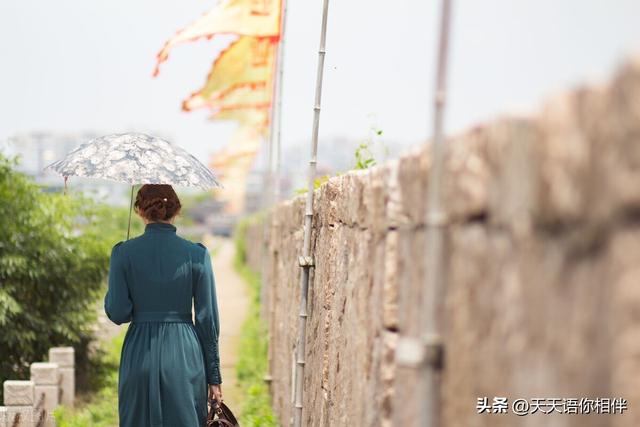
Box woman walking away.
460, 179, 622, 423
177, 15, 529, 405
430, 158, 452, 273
104, 184, 223, 427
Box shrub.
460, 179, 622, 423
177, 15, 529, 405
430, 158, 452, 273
0, 153, 134, 401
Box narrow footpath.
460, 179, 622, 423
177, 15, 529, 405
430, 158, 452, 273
202, 235, 250, 404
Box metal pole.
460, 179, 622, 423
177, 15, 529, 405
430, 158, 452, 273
293, 0, 330, 425
422, 0, 453, 425
127, 185, 134, 240
262, 0, 288, 212
260, 136, 274, 309
259, 0, 281, 330
263, 0, 290, 387
273, 0, 289, 204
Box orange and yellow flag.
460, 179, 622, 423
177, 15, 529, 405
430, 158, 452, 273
154, 0, 281, 76
154, 0, 283, 214
209, 124, 264, 213
210, 125, 263, 169
182, 36, 276, 113
211, 109, 271, 136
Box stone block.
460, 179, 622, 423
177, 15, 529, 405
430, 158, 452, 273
385, 158, 413, 229
33, 385, 58, 427
382, 230, 399, 331
362, 164, 391, 235
3, 381, 34, 406
5, 405, 34, 427
48, 347, 75, 368
30, 363, 59, 386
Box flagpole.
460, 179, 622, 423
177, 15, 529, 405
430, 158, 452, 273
262, 0, 289, 389
293, 0, 330, 425
273, 0, 288, 204
259, 74, 275, 376
260, 0, 285, 331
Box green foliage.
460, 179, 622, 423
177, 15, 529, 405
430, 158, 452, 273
173, 190, 213, 227
293, 127, 388, 194
0, 153, 134, 401
180, 190, 215, 209
232, 216, 279, 426
354, 127, 386, 170
293, 175, 331, 195
54, 329, 125, 427
354, 141, 378, 169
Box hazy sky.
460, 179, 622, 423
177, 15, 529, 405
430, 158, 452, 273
1, 1, 639, 164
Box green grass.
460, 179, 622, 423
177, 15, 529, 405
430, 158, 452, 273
53, 329, 125, 427
233, 215, 279, 427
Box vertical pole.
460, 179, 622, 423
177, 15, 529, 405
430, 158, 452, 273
273, 0, 289, 204
293, 0, 330, 425
260, 128, 274, 330
127, 185, 134, 241
260, 0, 280, 277
260, 132, 275, 321
422, 0, 453, 426
264, 0, 290, 387
262, 0, 287, 214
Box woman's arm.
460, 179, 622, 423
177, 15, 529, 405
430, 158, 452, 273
193, 244, 222, 385
104, 241, 133, 325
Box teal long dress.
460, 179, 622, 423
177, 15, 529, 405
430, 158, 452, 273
104, 222, 222, 427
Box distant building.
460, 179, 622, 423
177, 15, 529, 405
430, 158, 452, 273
5, 131, 132, 206
243, 135, 405, 213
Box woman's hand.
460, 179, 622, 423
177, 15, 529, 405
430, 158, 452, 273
209, 384, 223, 403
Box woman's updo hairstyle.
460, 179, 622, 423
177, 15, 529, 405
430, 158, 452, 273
134, 184, 181, 222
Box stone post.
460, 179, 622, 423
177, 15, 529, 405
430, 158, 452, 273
3, 380, 35, 427
0, 406, 7, 427
48, 347, 74, 407
30, 363, 60, 427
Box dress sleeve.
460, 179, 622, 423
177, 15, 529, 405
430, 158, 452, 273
193, 245, 222, 385
104, 242, 133, 325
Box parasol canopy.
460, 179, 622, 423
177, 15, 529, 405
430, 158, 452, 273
44, 132, 223, 190
43, 132, 223, 239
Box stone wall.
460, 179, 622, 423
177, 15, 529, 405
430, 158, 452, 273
243, 57, 640, 427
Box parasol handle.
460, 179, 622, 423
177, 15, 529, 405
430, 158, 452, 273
127, 185, 134, 240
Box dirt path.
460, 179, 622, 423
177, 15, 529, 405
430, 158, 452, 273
203, 235, 250, 404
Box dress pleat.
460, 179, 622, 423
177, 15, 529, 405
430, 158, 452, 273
119, 323, 207, 426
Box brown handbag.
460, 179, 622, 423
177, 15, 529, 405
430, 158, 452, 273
206, 397, 240, 427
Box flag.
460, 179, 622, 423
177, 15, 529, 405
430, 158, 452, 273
154, 0, 284, 214
182, 36, 276, 113
212, 109, 271, 136
154, 0, 281, 76
210, 124, 263, 169
209, 125, 263, 214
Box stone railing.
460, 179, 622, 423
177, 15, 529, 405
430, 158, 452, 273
1, 347, 75, 427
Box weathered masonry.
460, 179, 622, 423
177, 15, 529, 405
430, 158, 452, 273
1, 347, 75, 427
244, 56, 640, 427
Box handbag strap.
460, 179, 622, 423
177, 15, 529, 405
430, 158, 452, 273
206, 420, 235, 427
207, 398, 239, 427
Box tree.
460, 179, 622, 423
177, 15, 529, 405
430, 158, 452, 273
0, 154, 123, 400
